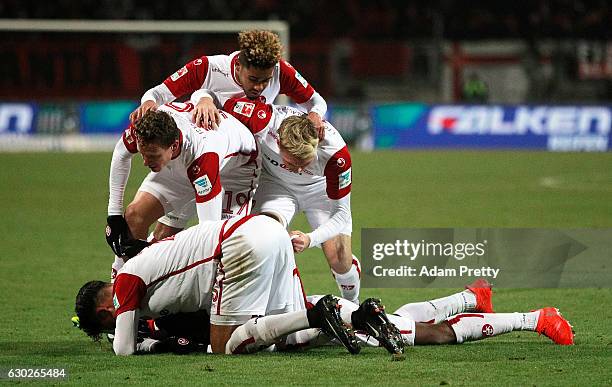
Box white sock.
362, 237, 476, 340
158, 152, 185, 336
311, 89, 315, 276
393, 290, 476, 323
447, 312, 538, 343
111, 256, 124, 283
226, 310, 309, 354
332, 256, 361, 304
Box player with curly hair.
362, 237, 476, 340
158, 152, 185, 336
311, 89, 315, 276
129, 30, 327, 134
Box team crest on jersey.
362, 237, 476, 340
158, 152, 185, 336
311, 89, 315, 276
193, 175, 212, 196
339, 168, 352, 190
294, 71, 308, 88
233, 101, 255, 117
113, 294, 120, 309
170, 66, 188, 81
124, 128, 135, 144
257, 109, 267, 119
481, 324, 494, 336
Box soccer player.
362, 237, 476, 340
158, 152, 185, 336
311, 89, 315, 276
129, 30, 327, 134
105, 102, 259, 275
76, 215, 360, 355
221, 97, 361, 304
315, 279, 574, 349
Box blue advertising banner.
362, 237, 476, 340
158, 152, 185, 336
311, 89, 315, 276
0, 103, 38, 135
372, 104, 612, 152
80, 101, 138, 134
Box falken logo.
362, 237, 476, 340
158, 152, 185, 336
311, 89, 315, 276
295, 71, 308, 88
170, 66, 188, 81
339, 168, 351, 190
193, 175, 212, 196
113, 294, 120, 309
233, 101, 255, 117
428, 106, 611, 135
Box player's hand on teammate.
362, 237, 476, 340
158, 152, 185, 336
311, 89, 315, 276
308, 111, 325, 140
130, 100, 158, 123
290, 230, 311, 253
193, 97, 221, 130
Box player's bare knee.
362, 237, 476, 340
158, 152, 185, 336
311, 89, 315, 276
124, 205, 150, 237
153, 222, 181, 240
323, 240, 351, 274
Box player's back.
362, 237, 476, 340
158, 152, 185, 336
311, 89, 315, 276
119, 220, 225, 317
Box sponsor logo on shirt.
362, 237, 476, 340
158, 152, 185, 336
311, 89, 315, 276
295, 71, 308, 88
113, 294, 120, 309
193, 175, 213, 196
339, 168, 351, 189
170, 66, 188, 81
233, 101, 255, 117
194, 59, 203, 65
257, 109, 267, 119
336, 158, 346, 168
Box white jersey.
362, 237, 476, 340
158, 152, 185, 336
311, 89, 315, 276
223, 99, 352, 196
113, 220, 225, 318
111, 215, 306, 355
141, 51, 326, 117
223, 98, 352, 247
108, 102, 259, 222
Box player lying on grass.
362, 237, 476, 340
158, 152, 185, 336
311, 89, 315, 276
75, 276, 573, 356
129, 30, 327, 134
106, 102, 259, 277
219, 96, 362, 304
78, 215, 362, 355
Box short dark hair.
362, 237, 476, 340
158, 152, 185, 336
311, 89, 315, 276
133, 110, 179, 148
75, 280, 108, 341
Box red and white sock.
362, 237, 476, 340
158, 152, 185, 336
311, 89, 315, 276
226, 311, 310, 354
332, 256, 361, 304
393, 290, 477, 323
447, 312, 539, 343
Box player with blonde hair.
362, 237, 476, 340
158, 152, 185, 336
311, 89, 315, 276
223, 97, 361, 304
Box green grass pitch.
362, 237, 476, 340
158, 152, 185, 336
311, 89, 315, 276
0, 150, 610, 385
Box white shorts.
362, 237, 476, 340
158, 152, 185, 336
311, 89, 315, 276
253, 171, 352, 235
139, 164, 258, 229
210, 215, 307, 326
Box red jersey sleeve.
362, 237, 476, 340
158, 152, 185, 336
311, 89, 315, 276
162, 56, 210, 99
223, 97, 273, 135
113, 273, 146, 316
324, 146, 352, 200
187, 153, 222, 203
122, 125, 138, 153
278, 60, 315, 104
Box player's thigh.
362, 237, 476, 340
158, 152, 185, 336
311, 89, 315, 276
253, 173, 298, 228
210, 216, 300, 323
